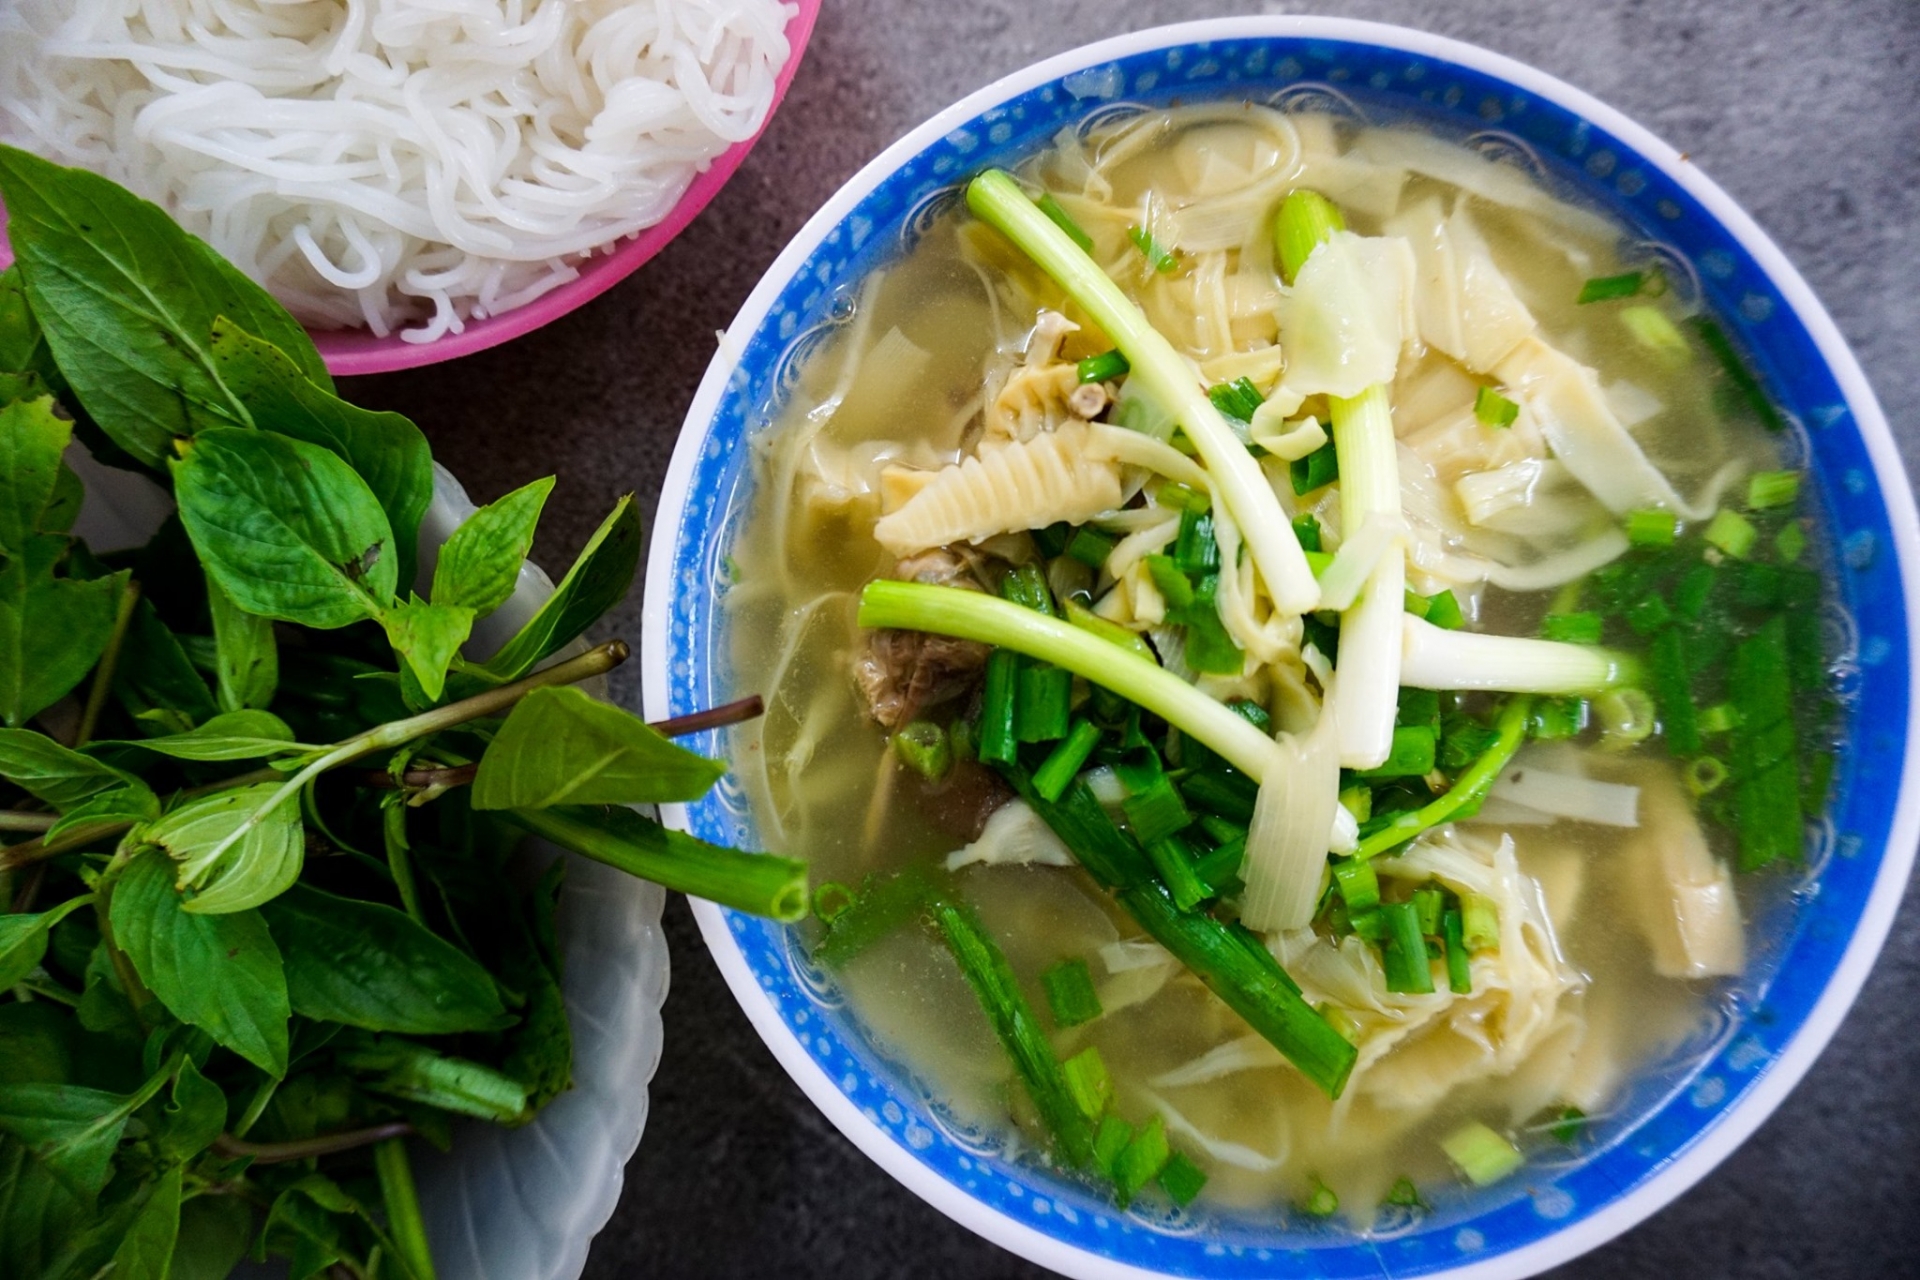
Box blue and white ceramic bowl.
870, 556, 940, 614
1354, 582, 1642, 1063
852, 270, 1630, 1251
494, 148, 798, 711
642, 18, 1919, 1279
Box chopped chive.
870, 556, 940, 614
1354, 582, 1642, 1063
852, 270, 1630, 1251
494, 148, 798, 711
1379, 901, 1434, 994
1775, 521, 1808, 564
1198, 813, 1247, 844
978, 650, 1020, 766
1620, 305, 1692, 365
1356, 725, 1438, 779
1093, 1114, 1133, 1180
1158, 1152, 1208, 1208
1441, 1120, 1525, 1186
1473, 385, 1520, 428
1061, 1045, 1112, 1119
1348, 908, 1387, 943
1686, 755, 1730, 797
1037, 193, 1094, 252
1302, 1174, 1339, 1218
1540, 611, 1603, 644
1034, 718, 1103, 802
1145, 554, 1195, 610
1423, 590, 1466, 631
892, 720, 953, 781
1625, 593, 1673, 636
1002, 562, 1057, 615
1043, 957, 1104, 1030
931, 898, 1094, 1167
1122, 773, 1192, 846
1746, 469, 1801, 511
1355, 697, 1532, 860
1332, 858, 1380, 913
1625, 508, 1678, 547
1273, 189, 1347, 285
1114, 1115, 1173, 1205
1670, 561, 1714, 620
1691, 315, 1786, 433
1647, 627, 1700, 755
1397, 687, 1442, 732
1176, 577, 1244, 676
1385, 1176, 1428, 1211
1403, 589, 1431, 619
1183, 770, 1257, 824
1290, 439, 1340, 495
1529, 695, 1584, 740
1308, 549, 1336, 577
1077, 349, 1130, 384
1146, 835, 1211, 911
1443, 907, 1472, 994
1412, 886, 1444, 936
1549, 1106, 1586, 1146
1127, 225, 1178, 274
1033, 522, 1073, 557
1193, 834, 1246, 897
1207, 377, 1265, 424
1460, 892, 1499, 954
1065, 524, 1118, 569
1016, 663, 1073, 743
1576, 271, 1645, 304
1292, 513, 1324, 554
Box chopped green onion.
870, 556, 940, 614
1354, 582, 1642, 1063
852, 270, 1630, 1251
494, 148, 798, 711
892, 720, 953, 781
1033, 522, 1073, 557
1036, 193, 1094, 252
1620, 305, 1692, 365
931, 898, 1094, 1167
1332, 859, 1379, 913
1441, 1120, 1525, 1186
1302, 1174, 1339, 1218
1173, 509, 1220, 575
1207, 377, 1266, 425
1002, 562, 1057, 615
1273, 189, 1347, 285
1077, 349, 1130, 384
1149, 478, 1211, 513
1176, 577, 1245, 676
1625, 593, 1673, 636
1397, 686, 1441, 732
1292, 513, 1324, 554
1593, 687, 1656, 749
1355, 696, 1533, 860
1290, 439, 1340, 495
1145, 554, 1195, 610
815, 867, 940, 967
1460, 892, 1500, 954
1403, 589, 1431, 619
1576, 271, 1645, 304
1697, 702, 1740, 735
1686, 755, 1730, 797
1061, 1045, 1112, 1120
1127, 225, 1178, 274
1443, 907, 1472, 994
1474, 386, 1520, 428
1747, 469, 1801, 511
1193, 835, 1246, 897
1625, 508, 1678, 547
1412, 886, 1444, 936
1529, 696, 1585, 741
1541, 611, 1603, 644
1423, 590, 1466, 631
1158, 1152, 1208, 1208
1380, 901, 1434, 994
1064, 598, 1157, 664
1692, 314, 1786, 433
1672, 561, 1715, 620
949, 717, 976, 764
978, 650, 1020, 767
1198, 812, 1247, 845
1647, 628, 1700, 755
1227, 697, 1273, 734
1034, 718, 1103, 802
1114, 1115, 1172, 1206
1385, 1176, 1427, 1211
1731, 616, 1802, 870
1184, 770, 1257, 824
1093, 1114, 1133, 1179
1348, 908, 1387, 943
1016, 663, 1072, 743
1146, 835, 1211, 911
1775, 521, 1808, 564
1549, 1106, 1586, 1146
1355, 725, 1437, 779
1122, 774, 1193, 846
1043, 957, 1105, 1029
1067, 524, 1118, 569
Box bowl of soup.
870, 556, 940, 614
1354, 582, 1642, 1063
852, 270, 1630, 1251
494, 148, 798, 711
643, 17, 1918, 1278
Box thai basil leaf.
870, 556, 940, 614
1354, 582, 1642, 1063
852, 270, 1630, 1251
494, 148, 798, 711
209, 319, 432, 586
107, 1164, 184, 1280
173, 427, 396, 628
0, 1059, 171, 1202
148, 1057, 225, 1165
172, 1194, 255, 1280
77, 943, 142, 1043
144, 783, 305, 916
379, 596, 474, 703
0, 266, 49, 376
0, 1003, 78, 1087
0, 145, 327, 470
499, 862, 571, 1113
40, 461, 82, 536
207, 572, 277, 712
0, 895, 95, 990
261, 1179, 347, 1280
109, 848, 290, 1076
431, 475, 554, 617
0, 1137, 89, 1276
0, 395, 71, 554
480, 494, 640, 680
0, 538, 126, 727
102, 709, 307, 762
472, 685, 724, 809
262, 884, 509, 1035
335, 1037, 527, 1123
113, 599, 218, 735
0, 727, 141, 808
45, 786, 163, 842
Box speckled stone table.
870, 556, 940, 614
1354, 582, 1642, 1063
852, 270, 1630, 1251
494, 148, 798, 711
341, 2, 1920, 1275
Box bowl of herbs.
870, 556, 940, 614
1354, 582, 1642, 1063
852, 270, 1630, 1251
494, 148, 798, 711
0, 144, 807, 1280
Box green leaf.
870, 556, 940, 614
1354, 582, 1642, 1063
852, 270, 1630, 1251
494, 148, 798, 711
0, 895, 95, 992
0, 1066, 169, 1202
40, 461, 83, 536
0, 395, 72, 554
207, 572, 278, 712
0, 727, 140, 809
431, 475, 554, 617
472, 684, 724, 809
481, 495, 640, 680
0, 1137, 89, 1277
113, 598, 219, 734
0, 266, 50, 376
44, 786, 162, 842
336, 1036, 527, 1123
0, 539, 126, 727
104, 708, 307, 762
500, 864, 572, 1114
261, 1177, 347, 1280
109, 848, 290, 1076
143, 782, 305, 915
0, 145, 328, 471
379, 596, 475, 703
172, 1194, 255, 1280
172, 428, 396, 629
77, 942, 142, 1043
209, 318, 432, 586
149, 1056, 225, 1165
109, 1164, 182, 1280
0, 1003, 79, 1087
262, 884, 510, 1035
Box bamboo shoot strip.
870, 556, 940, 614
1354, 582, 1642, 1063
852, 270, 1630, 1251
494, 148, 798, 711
931, 897, 1096, 1167
1354, 696, 1534, 860
966, 170, 1320, 615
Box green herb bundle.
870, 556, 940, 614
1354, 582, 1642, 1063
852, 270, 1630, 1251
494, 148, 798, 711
0, 145, 805, 1278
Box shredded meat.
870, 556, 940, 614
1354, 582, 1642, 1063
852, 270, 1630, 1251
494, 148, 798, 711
854, 547, 993, 728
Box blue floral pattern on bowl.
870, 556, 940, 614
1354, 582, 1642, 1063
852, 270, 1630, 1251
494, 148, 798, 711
649, 22, 1912, 1279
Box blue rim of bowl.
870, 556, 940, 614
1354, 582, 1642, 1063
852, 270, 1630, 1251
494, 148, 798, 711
642, 18, 1920, 1280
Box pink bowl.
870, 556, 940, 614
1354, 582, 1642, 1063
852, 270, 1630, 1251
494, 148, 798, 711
0, 0, 818, 378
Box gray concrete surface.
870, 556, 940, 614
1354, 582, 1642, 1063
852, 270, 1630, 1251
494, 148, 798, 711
341, 2, 1920, 1275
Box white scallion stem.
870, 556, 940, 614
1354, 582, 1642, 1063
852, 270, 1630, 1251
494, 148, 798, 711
1400, 615, 1640, 693
1330, 385, 1404, 769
